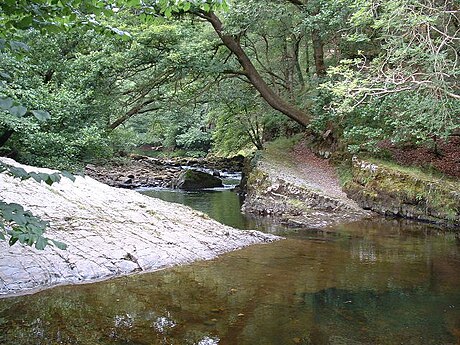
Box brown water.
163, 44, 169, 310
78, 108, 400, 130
0, 187, 459, 344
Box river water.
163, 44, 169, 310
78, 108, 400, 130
0, 174, 459, 345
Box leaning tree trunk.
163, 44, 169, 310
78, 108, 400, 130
0, 130, 14, 147
201, 12, 311, 127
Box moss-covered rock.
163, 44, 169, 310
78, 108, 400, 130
344, 157, 460, 227
173, 169, 223, 190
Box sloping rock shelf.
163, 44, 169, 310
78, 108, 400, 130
0, 158, 278, 297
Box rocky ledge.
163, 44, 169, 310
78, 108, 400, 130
242, 148, 369, 229
85, 155, 244, 189
0, 158, 278, 297
344, 157, 460, 227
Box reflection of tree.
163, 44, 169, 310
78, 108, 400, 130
142, 189, 247, 229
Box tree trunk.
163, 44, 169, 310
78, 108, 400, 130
311, 29, 326, 77
202, 12, 311, 127
286, 0, 326, 77
293, 37, 305, 89
108, 100, 158, 130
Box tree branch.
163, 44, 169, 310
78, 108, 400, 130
199, 11, 310, 126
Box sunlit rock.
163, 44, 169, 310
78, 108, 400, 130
0, 158, 278, 297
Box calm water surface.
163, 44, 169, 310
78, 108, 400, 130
0, 182, 459, 345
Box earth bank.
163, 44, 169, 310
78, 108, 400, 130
344, 157, 460, 227
241, 143, 370, 229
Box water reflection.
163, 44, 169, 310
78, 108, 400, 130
139, 188, 252, 230
0, 221, 459, 345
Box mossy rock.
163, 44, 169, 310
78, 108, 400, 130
173, 170, 223, 190
345, 158, 460, 226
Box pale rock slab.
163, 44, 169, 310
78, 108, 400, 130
0, 158, 278, 297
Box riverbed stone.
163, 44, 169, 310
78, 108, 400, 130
0, 158, 278, 297
84, 155, 244, 189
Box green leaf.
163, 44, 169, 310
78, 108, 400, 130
60, 171, 76, 182
38, 172, 51, 182
29, 172, 42, 183
0, 72, 11, 80
30, 109, 51, 121
45, 174, 61, 185
15, 16, 33, 29
9, 40, 30, 52
7, 166, 29, 180
35, 236, 47, 250
9, 105, 27, 117
51, 239, 67, 250
0, 97, 13, 110
8, 237, 18, 246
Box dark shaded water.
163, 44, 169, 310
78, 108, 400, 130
1, 182, 459, 345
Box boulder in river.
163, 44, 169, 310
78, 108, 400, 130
173, 169, 223, 190
0, 158, 278, 297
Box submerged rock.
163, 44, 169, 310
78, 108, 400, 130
172, 169, 223, 190
0, 158, 278, 297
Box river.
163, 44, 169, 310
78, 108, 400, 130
0, 173, 459, 345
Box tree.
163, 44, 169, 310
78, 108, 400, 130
196, 8, 312, 127
0, 0, 230, 248
0, 0, 113, 249
322, 0, 460, 151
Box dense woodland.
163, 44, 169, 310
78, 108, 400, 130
1, 0, 458, 168
0, 0, 459, 247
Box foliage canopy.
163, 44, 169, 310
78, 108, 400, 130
0, 0, 458, 248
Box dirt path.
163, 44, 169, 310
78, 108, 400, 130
259, 140, 362, 209
243, 140, 369, 228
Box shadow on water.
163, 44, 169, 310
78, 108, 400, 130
1, 181, 460, 345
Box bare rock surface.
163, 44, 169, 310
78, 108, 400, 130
0, 158, 278, 297
85, 154, 244, 189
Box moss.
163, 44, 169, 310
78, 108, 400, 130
349, 158, 459, 225
366, 157, 459, 186
286, 199, 305, 208
335, 160, 353, 187
265, 134, 303, 153
246, 168, 270, 192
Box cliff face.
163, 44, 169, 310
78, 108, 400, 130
0, 158, 278, 297
344, 158, 460, 227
